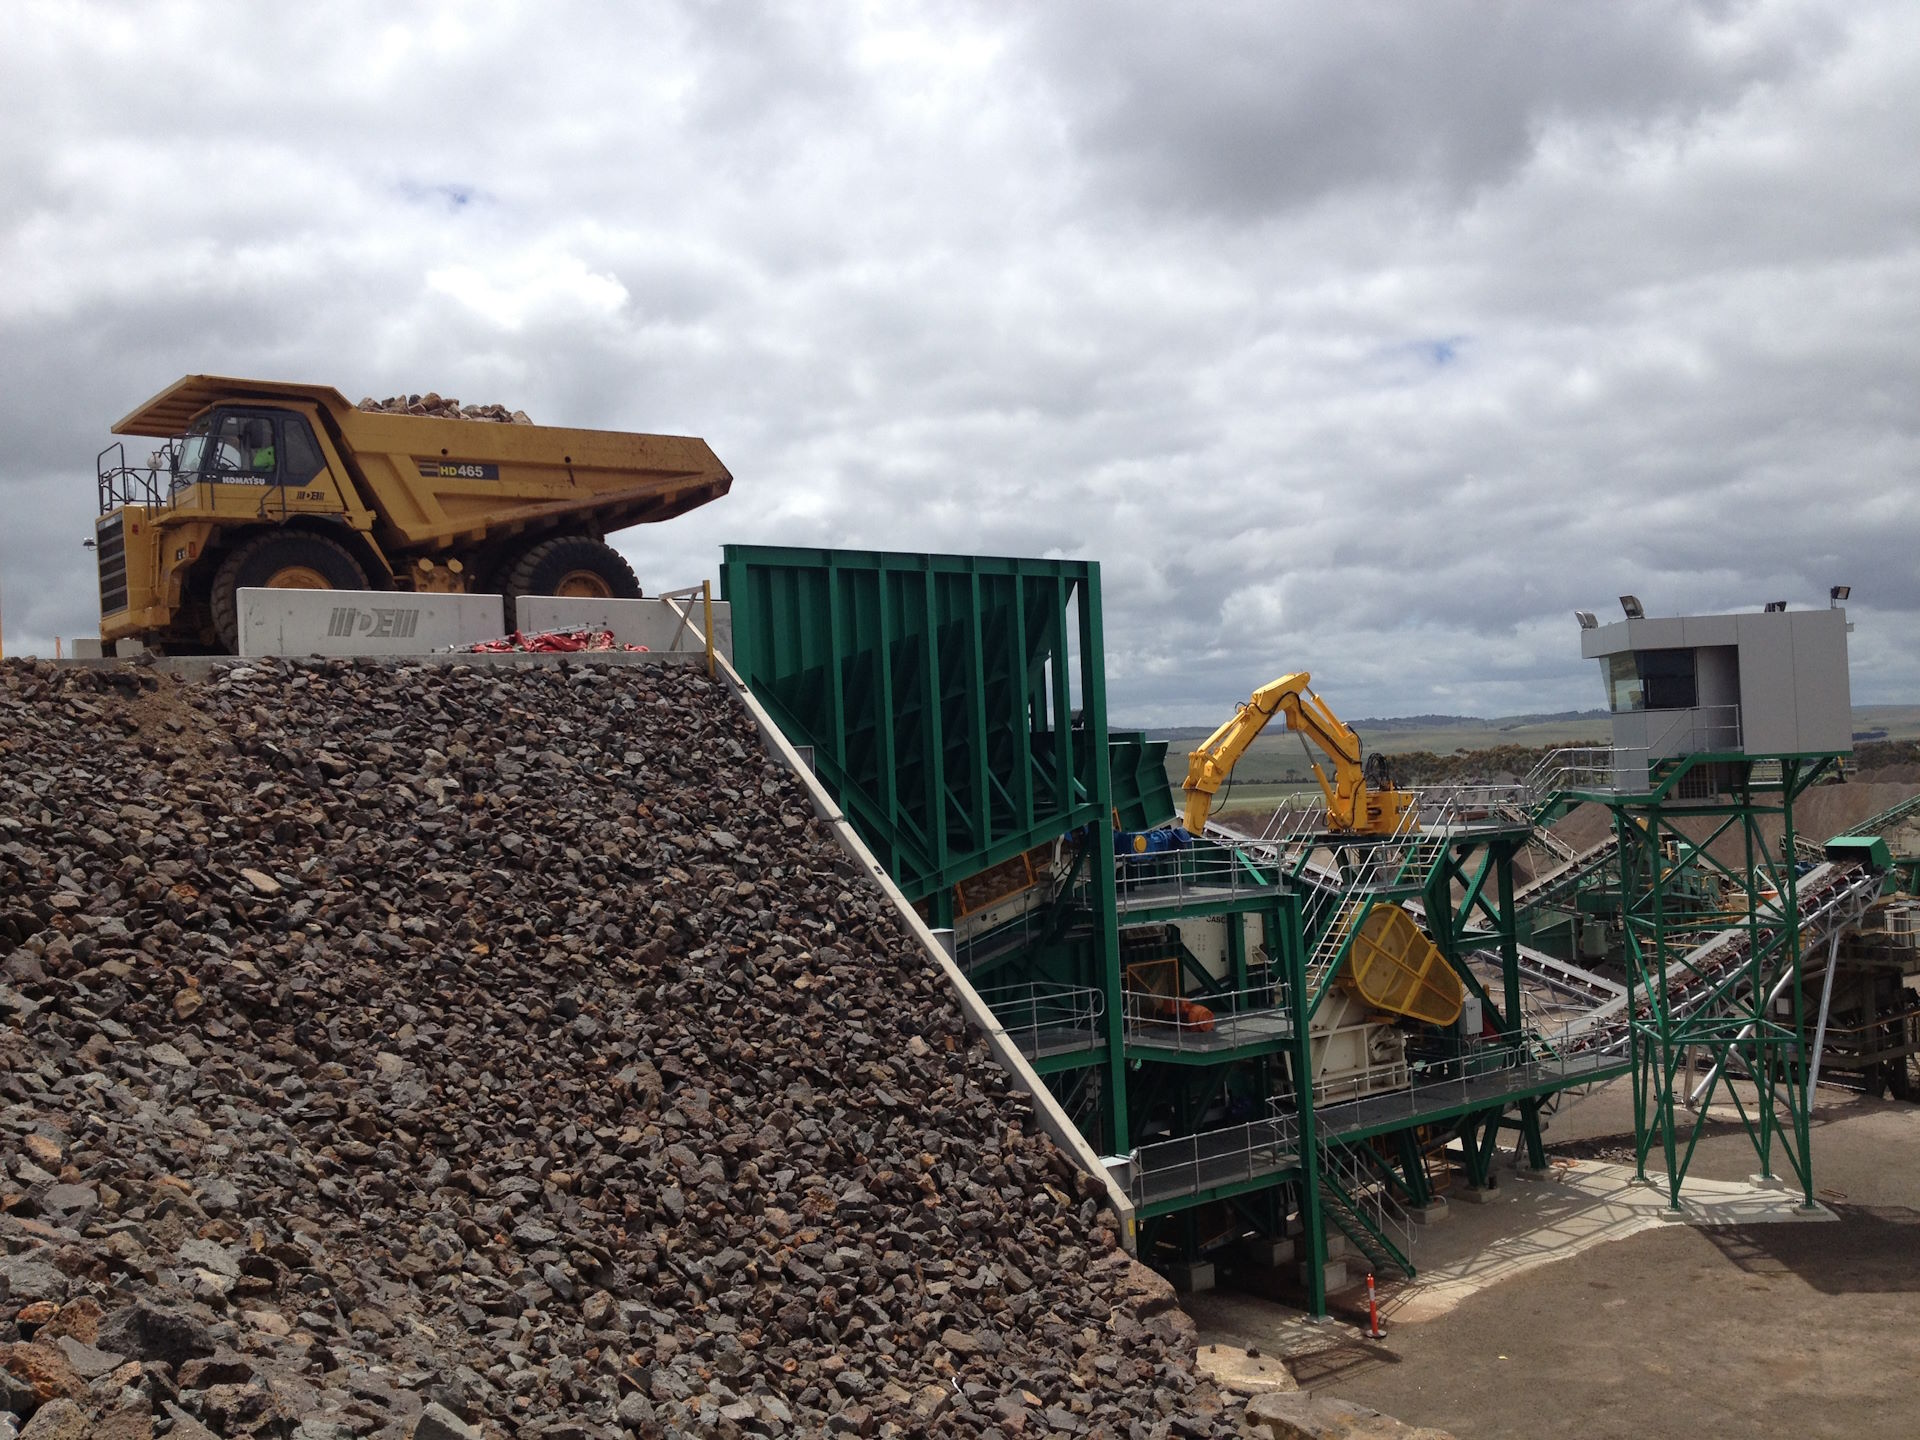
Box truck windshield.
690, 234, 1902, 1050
174, 419, 212, 481
169, 419, 215, 493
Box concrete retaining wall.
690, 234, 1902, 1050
237, 589, 505, 658
515, 596, 732, 660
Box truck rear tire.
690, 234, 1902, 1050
211, 531, 370, 653
502, 536, 641, 629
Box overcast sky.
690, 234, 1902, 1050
4, 1, 1916, 722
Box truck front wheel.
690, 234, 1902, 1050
503, 536, 641, 629
211, 531, 370, 652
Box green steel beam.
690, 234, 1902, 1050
1123, 1038, 1296, 1068
1322, 1061, 1632, 1145
1027, 1047, 1109, 1078
1134, 1168, 1303, 1221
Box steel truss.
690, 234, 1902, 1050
1600, 755, 1840, 1209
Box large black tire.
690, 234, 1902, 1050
501, 536, 640, 630
1890, 1058, 1914, 1103
211, 530, 370, 653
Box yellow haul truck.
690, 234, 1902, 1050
92, 375, 732, 653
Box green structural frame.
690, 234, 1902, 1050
721, 544, 1133, 1150
1563, 752, 1846, 1210
723, 543, 1630, 1319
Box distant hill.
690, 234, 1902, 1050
1138, 710, 1608, 746
1348, 709, 1608, 732
1137, 706, 1920, 747
1137, 704, 1920, 789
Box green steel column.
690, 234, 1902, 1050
967, 574, 992, 856
1497, 842, 1549, 1170
872, 577, 900, 846
1050, 579, 1072, 814
1078, 568, 1128, 1155
920, 568, 949, 884
1781, 762, 1810, 1204
1283, 892, 1327, 1317
1497, 842, 1523, 1058
1651, 803, 1683, 1210
1011, 582, 1035, 826
1622, 807, 1650, 1185
1396, 1130, 1431, 1206
1227, 913, 1248, 993
1745, 806, 1772, 1180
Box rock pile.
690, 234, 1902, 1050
1, 658, 1236, 1438
357, 395, 532, 425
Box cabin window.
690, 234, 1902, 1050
1638, 649, 1697, 710
283, 415, 326, 483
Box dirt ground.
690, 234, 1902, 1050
1189, 1080, 1920, 1438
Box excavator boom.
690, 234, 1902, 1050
1181, 671, 1415, 835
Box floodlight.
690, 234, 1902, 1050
1574, 610, 1598, 629
1619, 595, 1643, 619
1764, 601, 1788, 613
1830, 585, 1851, 606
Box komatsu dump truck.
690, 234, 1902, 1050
91, 375, 732, 653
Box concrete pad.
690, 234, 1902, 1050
1246, 1391, 1457, 1439
1382, 1159, 1838, 1324
1456, 1184, 1504, 1204
1406, 1199, 1450, 1226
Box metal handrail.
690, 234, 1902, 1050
976, 981, 1106, 1057
1320, 1135, 1415, 1264
1103, 835, 1278, 906
1124, 1113, 1301, 1207
1311, 1049, 1623, 1136
1120, 978, 1290, 1052
657, 580, 719, 676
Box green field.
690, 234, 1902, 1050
1851, 704, 1920, 743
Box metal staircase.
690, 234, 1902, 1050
1319, 1139, 1415, 1279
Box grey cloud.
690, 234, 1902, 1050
1022, 1, 1838, 219
2, 1, 1915, 722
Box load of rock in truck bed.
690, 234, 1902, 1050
357, 393, 532, 424
0, 658, 1237, 1440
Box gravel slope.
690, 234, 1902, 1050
1, 658, 1235, 1439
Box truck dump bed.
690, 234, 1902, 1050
113, 376, 731, 553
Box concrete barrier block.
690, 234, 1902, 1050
513, 596, 732, 660
71, 638, 104, 659
238, 589, 505, 658
1239, 1236, 1295, 1267
1165, 1260, 1215, 1294
1300, 1259, 1349, 1292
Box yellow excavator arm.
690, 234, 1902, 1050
1180, 671, 1414, 835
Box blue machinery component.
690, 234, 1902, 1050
1119, 825, 1192, 857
